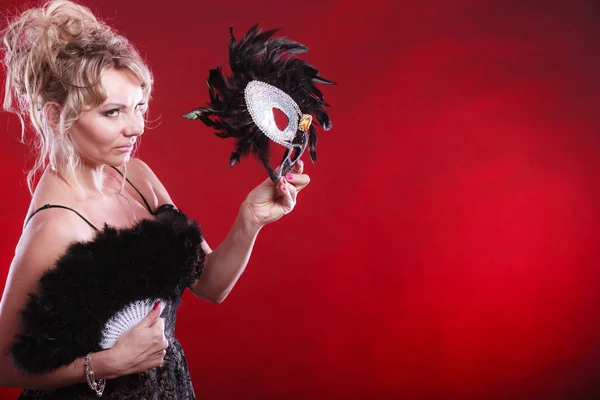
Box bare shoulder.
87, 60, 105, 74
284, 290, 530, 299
12, 209, 94, 291
125, 157, 154, 180
126, 158, 174, 207
0, 209, 93, 353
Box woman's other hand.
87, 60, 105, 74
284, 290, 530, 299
104, 301, 169, 377
242, 159, 310, 228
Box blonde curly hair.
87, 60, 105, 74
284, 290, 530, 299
1, 0, 153, 193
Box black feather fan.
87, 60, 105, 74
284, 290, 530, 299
183, 24, 335, 182
9, 205, 204, 374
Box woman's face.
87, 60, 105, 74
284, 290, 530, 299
69, 68, 146, 166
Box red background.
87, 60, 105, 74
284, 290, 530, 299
1, 0, 600, 398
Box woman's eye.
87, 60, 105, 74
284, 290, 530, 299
103, 109, 120, 117
102, 104, 145, 118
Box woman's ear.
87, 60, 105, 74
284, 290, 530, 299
43, 102, 61, 132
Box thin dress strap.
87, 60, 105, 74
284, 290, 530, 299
111, 166, 154, 215
25, 204, 99, 231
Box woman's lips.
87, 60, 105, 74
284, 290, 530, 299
115, 144, 134, 152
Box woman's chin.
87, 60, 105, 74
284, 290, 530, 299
106, 154, 131, 167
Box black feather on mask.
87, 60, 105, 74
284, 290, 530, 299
182, 24, 335, 182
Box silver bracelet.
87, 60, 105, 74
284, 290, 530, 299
84, 353, 106, 397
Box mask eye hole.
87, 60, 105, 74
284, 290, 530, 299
272, 107, 289, 131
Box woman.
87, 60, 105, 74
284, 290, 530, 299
0, 0, 309, 398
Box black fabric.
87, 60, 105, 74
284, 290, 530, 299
17, 319, 197, 399
9, 204, 204, 379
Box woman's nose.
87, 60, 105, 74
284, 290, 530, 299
124, 114, 144, 137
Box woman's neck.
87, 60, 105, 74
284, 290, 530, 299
51, 161, 117, 199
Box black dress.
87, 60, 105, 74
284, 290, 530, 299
13, 172, 203, 400
18, 300, 197, 400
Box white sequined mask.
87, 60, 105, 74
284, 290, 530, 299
244, 80, 302, 149
244, 80, 311, 178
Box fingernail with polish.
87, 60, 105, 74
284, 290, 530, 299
286, 174, 293, 180
153, 301, 161, 311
